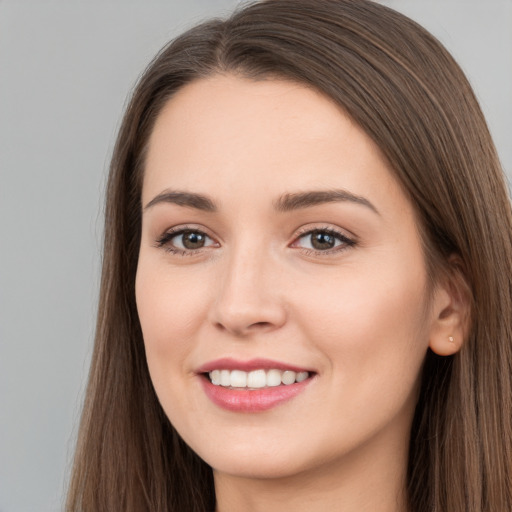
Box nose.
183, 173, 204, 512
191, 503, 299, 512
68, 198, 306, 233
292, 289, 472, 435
209, 245, 287, 337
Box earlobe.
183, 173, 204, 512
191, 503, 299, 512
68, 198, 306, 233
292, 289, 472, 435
429, 331, 462, 356
428, 264, 471, 357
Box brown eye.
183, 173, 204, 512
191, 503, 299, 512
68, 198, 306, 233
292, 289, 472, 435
180, 230, 207, 249
293, 228, 355, 253
310, 230, 337, 250
156, 228, 216, 253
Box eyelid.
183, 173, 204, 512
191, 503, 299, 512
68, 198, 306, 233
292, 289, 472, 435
153, 223, 357, 257
293, 223, 355, 239
290, 224, 357, 254
154, 224, 219, 254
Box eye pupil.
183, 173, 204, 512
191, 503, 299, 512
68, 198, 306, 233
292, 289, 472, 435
182, 230, 205, 249
311, 231, 335, 250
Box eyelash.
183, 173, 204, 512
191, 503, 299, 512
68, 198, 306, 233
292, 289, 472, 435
154, 225, 215, 256
154, 225, 356, 257
292, 226, 356, 256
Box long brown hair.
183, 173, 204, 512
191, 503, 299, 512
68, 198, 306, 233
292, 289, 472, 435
66, 1, 512, 510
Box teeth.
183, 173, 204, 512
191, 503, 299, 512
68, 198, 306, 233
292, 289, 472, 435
210, 370, 221, 385
266, 369, 282, 387
247, 369, 266, 388
296, 371, 309, 382
281, 370, 296, 385
220, 369, 231, 386
230, 370, 247, 388
208, 369, 311, 388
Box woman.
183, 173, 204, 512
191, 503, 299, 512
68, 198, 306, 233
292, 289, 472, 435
66, 0, 512, 510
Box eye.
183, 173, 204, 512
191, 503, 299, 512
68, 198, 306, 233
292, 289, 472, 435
172, 230, 213, 250
292, 228, 355, 253
155, 228, 217, 254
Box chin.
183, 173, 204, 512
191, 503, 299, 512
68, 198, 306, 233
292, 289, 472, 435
180, 430, 310, 479
209, 455, 310, 481
186, 429, 347, 483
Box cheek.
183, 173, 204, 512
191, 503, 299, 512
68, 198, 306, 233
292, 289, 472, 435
295, 257, 430, 387
290, 267, 429, 448
135, 260, 212, 370
134, 260, 217, 430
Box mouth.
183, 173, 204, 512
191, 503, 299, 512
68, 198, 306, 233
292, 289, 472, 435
197, 358, 316, 412
205, 368, 311, 389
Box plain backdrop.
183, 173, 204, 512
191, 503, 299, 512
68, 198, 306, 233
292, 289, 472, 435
1, 1, 510, 511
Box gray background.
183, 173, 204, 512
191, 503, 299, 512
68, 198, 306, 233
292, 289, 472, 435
1, 1, 510, 511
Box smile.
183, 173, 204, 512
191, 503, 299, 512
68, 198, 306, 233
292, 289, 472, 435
197, 359, 316, 412
208, 369, 310, 388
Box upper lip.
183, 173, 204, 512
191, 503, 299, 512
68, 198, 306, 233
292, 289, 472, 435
196, 357, 314, 374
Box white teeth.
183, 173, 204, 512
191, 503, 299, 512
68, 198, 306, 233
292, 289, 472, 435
281, 370, 296, 385
208, 369, 311, 388
230, 370, 247, 388
266, 369, 282, 387
296, 371, 309, 382
220, 369, 231, 386
210, 369, 221, 385
247, 369, 266, 388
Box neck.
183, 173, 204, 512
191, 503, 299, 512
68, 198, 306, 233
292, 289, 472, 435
214, 429, 410, 512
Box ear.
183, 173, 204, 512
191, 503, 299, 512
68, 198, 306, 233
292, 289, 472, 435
428, 259, 471, 357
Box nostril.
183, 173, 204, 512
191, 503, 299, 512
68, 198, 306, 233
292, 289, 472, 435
213, 320, 274, 337
250, 321, 272, 328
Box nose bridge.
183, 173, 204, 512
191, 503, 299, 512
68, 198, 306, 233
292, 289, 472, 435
211, 237, 286, 335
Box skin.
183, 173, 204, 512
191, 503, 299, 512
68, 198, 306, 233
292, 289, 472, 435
135, 75, 463, 512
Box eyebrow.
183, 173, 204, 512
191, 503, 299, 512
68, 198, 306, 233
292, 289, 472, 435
143, 188, 379, 215
273, 189, 379, 214
144, 190, 217, 212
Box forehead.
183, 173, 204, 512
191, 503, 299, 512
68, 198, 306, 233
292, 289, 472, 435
142, 74, 409, 218
151, 75, 352, 144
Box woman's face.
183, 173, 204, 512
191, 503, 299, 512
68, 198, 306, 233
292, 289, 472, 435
136, 75, 443, 481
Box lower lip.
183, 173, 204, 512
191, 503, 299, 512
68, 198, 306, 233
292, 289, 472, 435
200, 376, 314, 412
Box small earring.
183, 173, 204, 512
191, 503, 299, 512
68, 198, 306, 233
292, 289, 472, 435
448, 336, 455, 343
